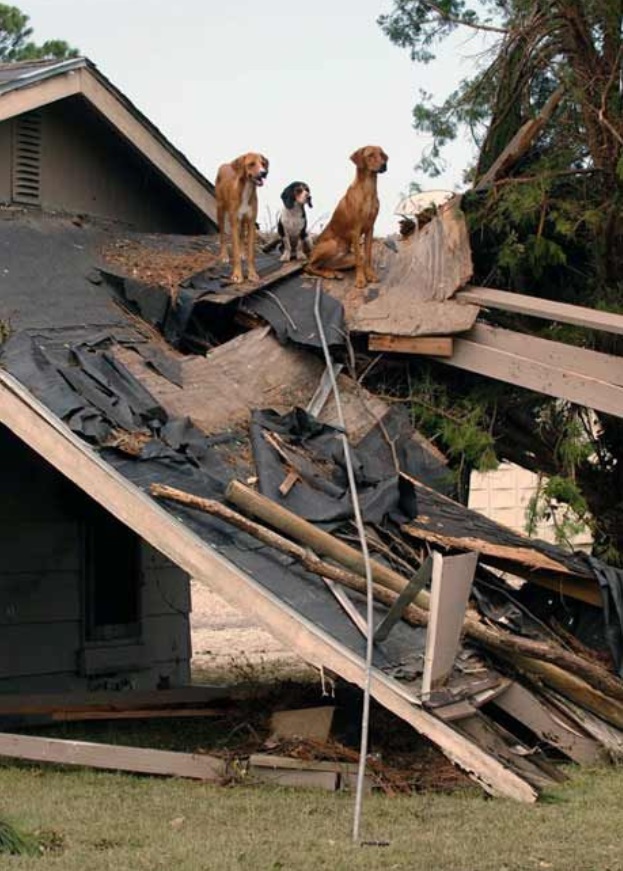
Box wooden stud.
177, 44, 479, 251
439, 335, 623, 418
457, 286, 623, 337
0, 732, 225, 781
368, 335, 454, 357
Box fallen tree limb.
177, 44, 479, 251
150, 482, 623, 718
225, 479, 428, 600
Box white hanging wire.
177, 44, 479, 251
312, 280, 375, 844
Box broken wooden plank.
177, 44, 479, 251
247, 765, 338, 791
491, 682, 602, 765
0, 686, 233, 716
278, 469, 300, 496
270, 707, 335, 743
456, 286, 623, 337
542, 689, 623, 759
50, 707, 229, 723
0, 732, 226, 780
248, 752, 373, 792
249, 753, 358, 774
402, 523, 582, 578
456, 714, 559, 790
433, 700, 478, 722
422, 552, 478, 695
368, 335, 454, 357
467, 322, 623, 387
438, 333, 623, 418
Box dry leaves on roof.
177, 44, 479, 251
101, 238, 220, 296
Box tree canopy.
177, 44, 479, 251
378, 0, 623, 562
0, 3, 78, 62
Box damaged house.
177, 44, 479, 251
3, 57, 623, 803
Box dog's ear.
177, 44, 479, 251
281, 183, 296, 210
231, 155, 246, 174
350, 147, 367, 168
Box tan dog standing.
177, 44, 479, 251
215, 152, 269, 283
306, 146, 388, 289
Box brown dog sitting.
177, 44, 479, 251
306, 146, 388, 289
215, 152, 269, 283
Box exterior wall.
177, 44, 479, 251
0, 425, 192, 694
0, 97, 209, 233
0, 121, 11, 202
469, 461, 592, 550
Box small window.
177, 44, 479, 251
12, 111, 42, 205
83, 504, 142, 643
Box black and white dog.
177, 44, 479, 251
278, 181, 313, 261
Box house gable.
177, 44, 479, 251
0, 58, 216, 231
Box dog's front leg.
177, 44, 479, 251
230, 216, 244, 283
218, 205, 229, 263
295, 234, 307, 261
245, 216, 260, 282
280, 233, 292, 263
363, 230, 378, 283
353, 226, 366, 288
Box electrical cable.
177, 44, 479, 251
313, 280, 376, 844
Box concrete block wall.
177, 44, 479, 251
469, 462, 592, 551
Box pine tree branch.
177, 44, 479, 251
420, 0, 509, 34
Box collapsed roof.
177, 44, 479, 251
2, 197, 623, 803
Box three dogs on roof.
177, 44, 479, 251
215, 145, 388, 290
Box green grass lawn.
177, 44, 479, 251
1, 761, 623, 870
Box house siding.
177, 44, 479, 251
0, 425, 191, 694
0, 97, 208, 233
0, 120, 11, 202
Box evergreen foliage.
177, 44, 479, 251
379, 0, 623, 560
0, 4, 78, 62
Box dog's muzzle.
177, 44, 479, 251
253, 171, 268, 187
377, 163, 388, 174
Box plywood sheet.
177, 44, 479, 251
422, 552, 478, 694
113, 328, 409, 446
350, 200, 478, 336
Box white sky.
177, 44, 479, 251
21, 0, 487, 233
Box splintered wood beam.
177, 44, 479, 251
0, 732, 226, 781
491, 682, 602, 765
368, 335, 454, 357
474, 86, 565, 190
457, 286, 623, 336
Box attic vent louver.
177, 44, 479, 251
12, 112, 42, 205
